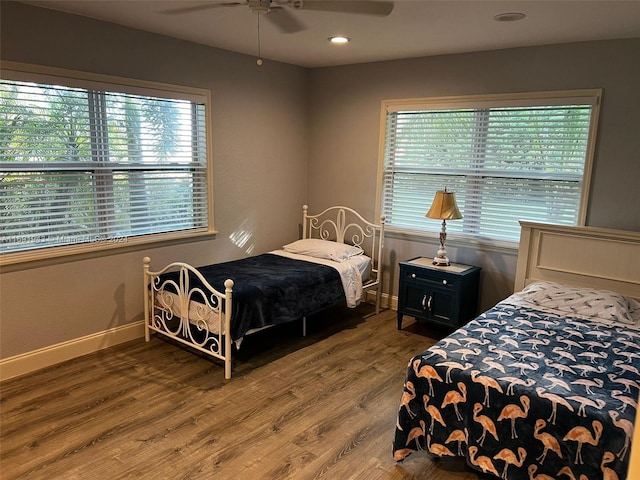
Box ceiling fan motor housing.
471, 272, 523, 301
249, 0, 304, 13
249, 0, 272, 14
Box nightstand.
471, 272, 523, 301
397, 257, 481, 330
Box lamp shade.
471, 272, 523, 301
426, 190, 462, 220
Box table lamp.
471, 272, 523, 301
426, 188, 462, 266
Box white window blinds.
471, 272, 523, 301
1, 69, 211, 258
380, 92, 600, 243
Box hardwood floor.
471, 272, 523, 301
1, 305, 486, 480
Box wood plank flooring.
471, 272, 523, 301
1, 305, 486, 480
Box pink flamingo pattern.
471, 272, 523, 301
393, 297, 640, 480
493, 446, 527, 479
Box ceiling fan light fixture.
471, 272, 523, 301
328, 36, 350, 44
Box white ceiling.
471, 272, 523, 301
21, 0, 640, 68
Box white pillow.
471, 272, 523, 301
283, 238, 363, 262
519, 281, 638, 324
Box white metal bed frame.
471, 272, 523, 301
302, 204, 385, 314
143, 205, 385, 379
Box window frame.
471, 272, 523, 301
0, 61, 216, 266
375, 90, 601, 249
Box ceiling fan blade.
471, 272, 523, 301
161, 1, 246, 15
299, 1, 394, 16
266, 7, 306, 33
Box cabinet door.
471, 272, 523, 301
404, 283, 454, 324
429, 288, 455, 323
403, 283, 429, 319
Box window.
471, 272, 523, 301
379, 91, 600, 244
1, 63, 213, 264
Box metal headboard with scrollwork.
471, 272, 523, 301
302, 204, 385, 313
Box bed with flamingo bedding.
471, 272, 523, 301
393, 222, 640, 480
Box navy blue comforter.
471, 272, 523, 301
393, 301, 640, 480
159, 253, 345, 341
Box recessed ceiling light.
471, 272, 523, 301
493, 12, 526, 22
328, 36, 350, 44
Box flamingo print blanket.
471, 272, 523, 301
393, 297, 640, 480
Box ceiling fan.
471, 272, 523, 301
163, 0, 395, 34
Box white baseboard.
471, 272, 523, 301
0, 294, 398, 383
0, 321, 145, 382
365, 290, 398, 310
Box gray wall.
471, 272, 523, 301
0, 2, 309, 358
307, 39, 640, 310
2, 1, 639, 360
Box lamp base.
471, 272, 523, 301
432, 235, 451, 266
432, 255, 450, 267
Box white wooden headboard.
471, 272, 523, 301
515, 221, 640, 300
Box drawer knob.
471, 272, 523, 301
411, 273, 416, 278
442, 279, 448, 285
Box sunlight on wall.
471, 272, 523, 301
229, 218, 256, 255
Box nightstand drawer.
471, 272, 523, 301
397, 258, 481, 330
404, 270, 458, 289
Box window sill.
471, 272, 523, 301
385, 227, 519, 255
0, 229, 218, 272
